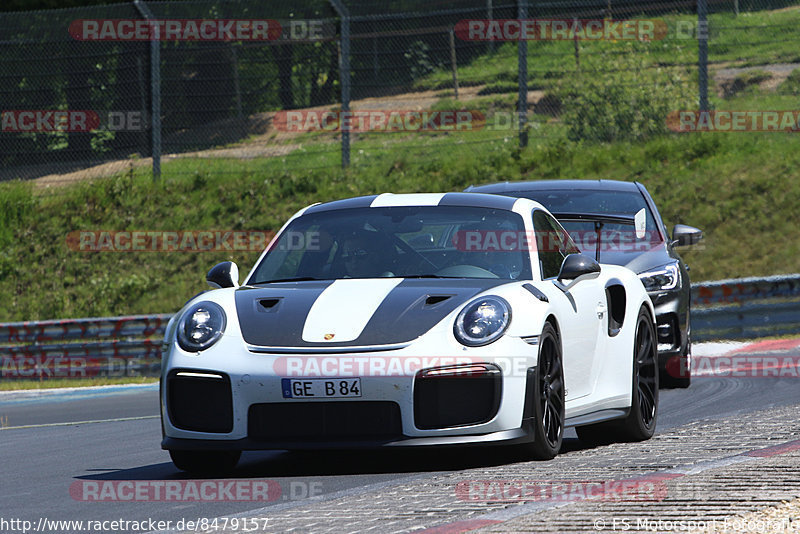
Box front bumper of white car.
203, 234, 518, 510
161, 335, 538, 451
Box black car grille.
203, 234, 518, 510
414, 366, 502, 430
167, 370, 233, 433
248, 401, 403, 441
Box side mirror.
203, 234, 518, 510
207, 261, 239, 289
672, 224, 703, 247
556, 254, 601, 291
408, 233, 435, 249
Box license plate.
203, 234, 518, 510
281, 378, 362, 399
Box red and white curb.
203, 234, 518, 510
678, 338, 800, 379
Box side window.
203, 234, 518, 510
557, 221, 581, 256
533, 210, 565, 279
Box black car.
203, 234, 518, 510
466, 179, 702, 388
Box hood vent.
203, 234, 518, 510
424, 295, 452, 307
258, 298, 281, 311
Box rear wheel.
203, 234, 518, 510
168, 450, 241, 475
577, 306, 658, 444
521, 322, 565, 460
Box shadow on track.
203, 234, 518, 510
76, 437, 588, 480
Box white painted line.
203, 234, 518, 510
0, 414, 159, 430
0, 382, 158, 400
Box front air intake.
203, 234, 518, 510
414, 364, 502, 429
167, 370, 233, 433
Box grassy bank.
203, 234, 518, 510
1, 123, 799, 322
415, 9, 800, 91
2, 5, 800, 323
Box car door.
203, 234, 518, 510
533, 210, 606, 401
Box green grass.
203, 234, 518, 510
1, 122, 800, 323
2, 5, 800, 324
414, 9, 800, 91
778, 67, 800, 94
0, 377, 157, 391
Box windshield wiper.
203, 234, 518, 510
252, 277, 321, 284
399, 274, 462, 279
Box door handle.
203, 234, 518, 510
595, 302, 607, 319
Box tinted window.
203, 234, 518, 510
249, 206, 532, 283
511, 189, 663, 258
533, 210, 578, 279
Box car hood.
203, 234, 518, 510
591, 246, 672, 275
235, 278, 509, 348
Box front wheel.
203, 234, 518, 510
520, 322, 565, 460
577, 306, 658, 444
169, 450, 241, 475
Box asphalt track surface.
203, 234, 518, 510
2, 342, 800, 532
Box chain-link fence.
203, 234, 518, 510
1, 0, 799, 190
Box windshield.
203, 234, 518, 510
505, 189, 663, 257
249, 206, 532, 283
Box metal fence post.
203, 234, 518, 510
329, 0, 351, 168
487, 0, 494, 54
133, 0, 161, 181
698, 0, 709, 112
518, 0, 528, 148
449, 28, 459, 99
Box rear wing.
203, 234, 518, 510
551, 212, 637, 261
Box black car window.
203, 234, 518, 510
249, 205, 533, 283
514, 189, 663, 258
532, 210, 577, 279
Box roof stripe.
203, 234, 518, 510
304, 192, 519, 215
303, 195, 378, 215
438, 192, 518, 210
370, 193, 445, 207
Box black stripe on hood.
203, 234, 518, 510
235, 278, 510, 348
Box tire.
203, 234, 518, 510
169, 450, 241, 475
520, 322, 565, 460
662, 339, 692, 389
576, 306, 659, 444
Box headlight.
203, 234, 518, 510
177, 301, 226, 352
454, 296, 511, 347
638, 262, 680, 292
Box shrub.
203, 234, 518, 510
404, 41, 441, 81
555, 44, 696, 143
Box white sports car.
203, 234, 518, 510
161, 192, 658, 473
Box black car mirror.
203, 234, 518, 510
556, 254, 601, 291
672, 224, 703, 247
407, 233, 435, 249
207, 261, 239, 289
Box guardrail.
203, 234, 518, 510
691, 274, 800, 342
0, 314, 172, 379
1, 275, 799, 379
